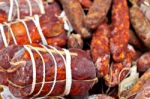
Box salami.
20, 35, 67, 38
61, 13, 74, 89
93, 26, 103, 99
0, 44, 97, 98
0, 7, 66, 50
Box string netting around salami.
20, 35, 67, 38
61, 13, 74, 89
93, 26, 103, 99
7, 45, 73, 98
0, 14, 48, 48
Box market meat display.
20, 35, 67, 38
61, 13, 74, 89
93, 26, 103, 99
0, 0, 150, 98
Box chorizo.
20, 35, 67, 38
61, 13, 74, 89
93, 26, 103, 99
59, 0, 91, 38
79, 0, 92, 9
84, 0, 112, 29
105, 45, 136, 87
91, 22, 110, 77
110, 0, 130, 62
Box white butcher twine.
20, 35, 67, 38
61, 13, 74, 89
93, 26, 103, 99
16, 19, 32, 43
27, 45, 72, 98
24, 45, 37, 95
8, 0, 14, 21
4, 45, 72, 98
0, 24, 8, 47
26, 0, 32, 16
35, 0, 45, 14
1, 15, 48, 48
32, 15, 47, 45
62, 48, 72, 95
59, 11, 73, 36
14, 0, 20, 19
4, 22, 17, 45
48, 46, 72, 96
41, 45, 58, 96
28, 45, 46, 97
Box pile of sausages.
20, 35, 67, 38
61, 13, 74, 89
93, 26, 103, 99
0, 0, 150, 99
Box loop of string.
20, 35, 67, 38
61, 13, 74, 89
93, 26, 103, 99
35, 0, 45, 14
24, 45, 36, 95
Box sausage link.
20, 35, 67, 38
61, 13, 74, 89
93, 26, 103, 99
91, 22, 110, 77
59, 0, 91, 38
110, 0, 130, 62
84, 0, 112, 29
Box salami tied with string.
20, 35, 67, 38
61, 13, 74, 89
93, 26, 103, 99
0, 0, 47, 23
0, 4, 66, 50
0, 44, 97, 98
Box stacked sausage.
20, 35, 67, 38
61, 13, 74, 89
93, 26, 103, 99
91, 0, 136, 87
0, 0, 150, 98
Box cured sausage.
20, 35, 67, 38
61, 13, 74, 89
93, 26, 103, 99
85, 0, 112, 29
110, 0, 130, 62
130, 0, 150, 49
0, 9, 66, 50
59, 0, 91, 38
105, 45, 136, 87
0, 44, 97, 98
91, 22, 110, 77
